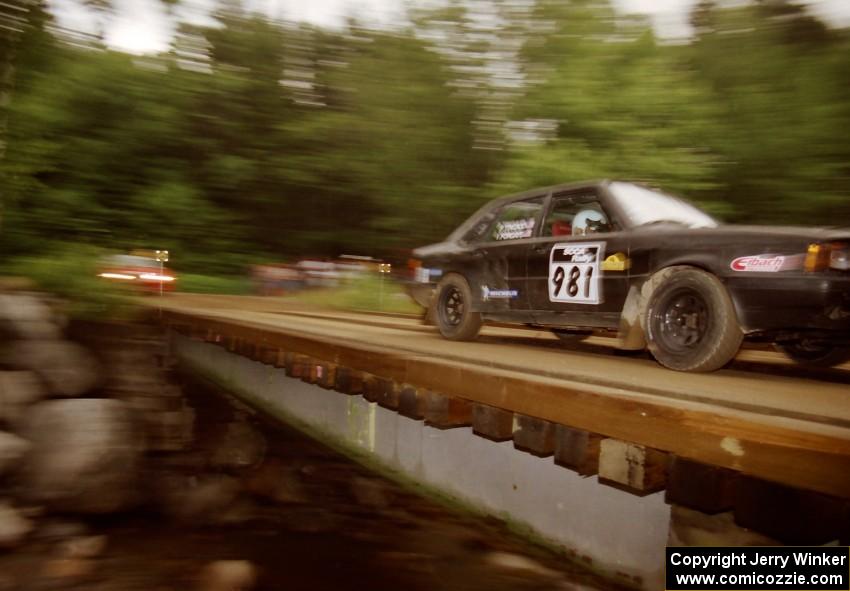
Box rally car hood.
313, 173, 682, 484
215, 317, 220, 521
412, 241, 467, 258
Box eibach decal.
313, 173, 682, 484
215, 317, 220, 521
730, 254, 804, 272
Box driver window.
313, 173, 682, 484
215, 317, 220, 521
486, 197, 545, 242
544, 194, 613, 237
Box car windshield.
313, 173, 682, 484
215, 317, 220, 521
105, 255, 160, 268
607, 182, 718, 229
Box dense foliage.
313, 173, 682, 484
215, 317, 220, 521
1, 0, 849, 275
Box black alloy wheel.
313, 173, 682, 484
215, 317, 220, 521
440, 285, 465, 327
651, 287, 710, 353
645, 266, 743, 372
434, 273, 483, 341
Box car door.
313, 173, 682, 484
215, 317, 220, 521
471, 195, 547, 318
525, 189, 631, 328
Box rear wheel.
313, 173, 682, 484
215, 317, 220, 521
775, 341, 850, 368
434, 274, 482, 341
645, 267, 743, 372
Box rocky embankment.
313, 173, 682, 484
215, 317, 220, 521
0, 289, 260, 590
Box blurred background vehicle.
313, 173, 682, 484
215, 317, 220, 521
98, 251, 176, 293
250, 263, 305, 296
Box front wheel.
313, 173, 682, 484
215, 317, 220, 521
434, 274, 482, 341
645, 267, 743, 372
775, 341, 850, 368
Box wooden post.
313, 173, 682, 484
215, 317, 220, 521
289, 355, 310, 379
598, 439, 667, 495
472, 403, 513, 441
334, 367, 365, 395
315, 362, 337, 389
665, 456, 736, 514
513, 415, 555, 457
424, 391, 472, 428
734, 476, 847, 545
398, 386, 426, 420
274, 350, 290, 369
364, 375, 392, 404
554, 425, 602, 476
376, 379, 399, 410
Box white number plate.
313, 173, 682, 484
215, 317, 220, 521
548, 242, 605, 304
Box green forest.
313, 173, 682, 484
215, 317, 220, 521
2, 0, 850, 278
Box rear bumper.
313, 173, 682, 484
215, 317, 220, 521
727, 274, 850, 337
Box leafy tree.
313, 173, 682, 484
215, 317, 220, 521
688, 0, 850, 224
494, 0, 722, 210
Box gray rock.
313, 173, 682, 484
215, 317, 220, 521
34, 519, 90, 541
0, 502, 34, 548
8, 341, 100, 397
0, 371, 46, 426
145, 407, 195, 452
244, 460, 307, 504
0, 294, 61, 340
350, 476, 392, 509
56, 535, 108, 559
209, 421, 266, 471
198, 560, 257, 591
40, 557, 96, 585
154, 473, 241, 523
0, 432, 31, 475
19, 399, 144, 513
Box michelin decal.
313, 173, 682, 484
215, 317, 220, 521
482, 286, 519, 300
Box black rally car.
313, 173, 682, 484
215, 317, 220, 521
409, 180, 850, 372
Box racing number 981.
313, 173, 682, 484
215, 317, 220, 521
548, 242, 604, 305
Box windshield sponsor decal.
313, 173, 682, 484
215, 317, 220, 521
495, 218, 535, 241
549, 242, 604, 304
482, 286, 518, 300
730, 254, 804, 273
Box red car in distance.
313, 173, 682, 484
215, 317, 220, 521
98, 252, 176, 293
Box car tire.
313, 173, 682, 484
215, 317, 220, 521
774, 341, 850, 368
434, 273, 482, 341
552, 330, 591, 343
645, 267, 743, 372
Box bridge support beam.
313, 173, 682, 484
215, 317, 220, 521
172, 334, 670, 591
